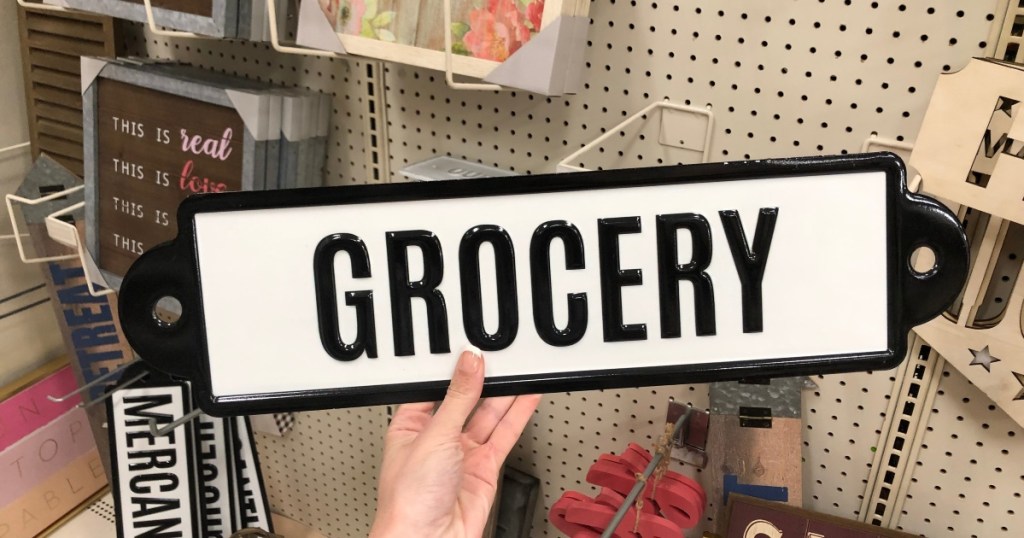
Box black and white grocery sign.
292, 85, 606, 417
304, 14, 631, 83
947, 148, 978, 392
119, 154, 969, 414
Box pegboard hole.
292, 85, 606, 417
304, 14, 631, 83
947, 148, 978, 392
910, 246, 937, 276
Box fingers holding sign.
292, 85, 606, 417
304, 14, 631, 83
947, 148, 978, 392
371, 347, 541, 538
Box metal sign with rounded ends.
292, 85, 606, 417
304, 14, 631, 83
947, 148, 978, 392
117, 153, 968, 415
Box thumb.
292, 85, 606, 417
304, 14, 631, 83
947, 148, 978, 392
425, 346, 484, 439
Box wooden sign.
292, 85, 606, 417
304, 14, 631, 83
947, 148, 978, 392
722, 495, 915, 538
117, 154, 969, 414
94, 79, 245, 278
910, 58, 1024, 428
84, 59, 262, 289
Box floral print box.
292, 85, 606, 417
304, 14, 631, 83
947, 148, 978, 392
320, 0, 548, 62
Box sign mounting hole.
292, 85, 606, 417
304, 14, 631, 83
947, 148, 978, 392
153, 296, 182, 328
910, 245, 937, 277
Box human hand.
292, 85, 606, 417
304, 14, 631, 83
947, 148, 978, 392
370, 348, 542, 538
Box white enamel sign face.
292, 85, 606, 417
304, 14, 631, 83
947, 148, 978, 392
196, 173, 886, 397
117, 155, 969, 413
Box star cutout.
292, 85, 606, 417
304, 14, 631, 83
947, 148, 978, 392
969, 345, 1001, 372
1013, 372, 1024, 402
997, 96, 1019, 116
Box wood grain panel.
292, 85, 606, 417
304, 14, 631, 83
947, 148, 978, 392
35, 101, 82, 127
25, 14, 105, 37
33, 84, 82, 109
18, 6, 114, 170
38, 134, 83, 159
27, 33, 108, 56
27, 50, 81, 73
37, 118, 83, 144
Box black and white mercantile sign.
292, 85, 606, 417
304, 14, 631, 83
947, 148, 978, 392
195, 412, 234, 537
108, 382, 200, 538
118, 154, 968, 414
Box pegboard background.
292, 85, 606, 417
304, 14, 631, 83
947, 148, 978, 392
254, 407, 386, 538
506, 370, 896, 537
106, 0, 1022, 536
896, 364, 1023, 537
382, 0, 1002, 177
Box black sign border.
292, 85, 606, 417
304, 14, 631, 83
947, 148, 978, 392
118, 153, 968, 415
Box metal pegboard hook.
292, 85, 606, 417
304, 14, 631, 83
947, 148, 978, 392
4, 184, 84, 264
149, 408, 203, 437
44, 201, 114, 297
861, 132, 914, 154
0, 142, 33, 243
266, 0, 345, 58
142, 0, 204, 39
860, 133, 920, 192
0, 141, 30, 159
81, 370, 150, 409
557, 99, 715, 173
442, 0, 506, 92
48, 357, 140, 403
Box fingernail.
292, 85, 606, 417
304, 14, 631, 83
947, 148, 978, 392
459, 347, 482, 373
463, 344, 482, 358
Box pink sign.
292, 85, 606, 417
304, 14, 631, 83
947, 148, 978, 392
0, 405, 96, 506
0, 366, 81, 452
0, 406, 96, 506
